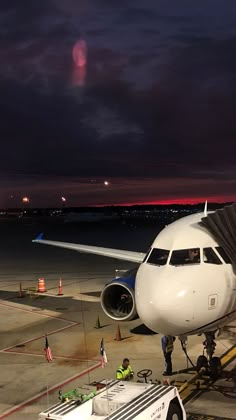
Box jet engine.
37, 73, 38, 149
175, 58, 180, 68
100, 274, 138, 321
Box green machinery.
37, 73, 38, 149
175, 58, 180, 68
58, 388, 96, 404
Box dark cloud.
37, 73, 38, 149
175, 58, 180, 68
0, 1, 236, 206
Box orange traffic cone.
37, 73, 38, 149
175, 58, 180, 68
38, 278, 46, 293
114, 324, 122, 341
57, 278, 63, 296
18, 282, 24, 298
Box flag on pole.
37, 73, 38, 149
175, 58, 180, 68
100, 338, 107, 367
44, 335, 52, 362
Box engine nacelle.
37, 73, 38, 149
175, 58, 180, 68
100, 276, 138, 321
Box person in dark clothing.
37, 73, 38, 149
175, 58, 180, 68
161, 335, 176, 376
186, 249, 200, 263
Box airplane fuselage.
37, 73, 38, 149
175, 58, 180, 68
33, 208, 236, 338
135, 212, 236, 336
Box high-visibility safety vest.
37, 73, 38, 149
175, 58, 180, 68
166, 336, 174, 353
116, 365, 134, 380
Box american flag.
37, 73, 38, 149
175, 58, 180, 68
44, 336, 52, 362
100, 338, 107, 368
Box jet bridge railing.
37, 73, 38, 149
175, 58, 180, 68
200, 203, 236, 269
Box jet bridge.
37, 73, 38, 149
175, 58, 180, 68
201, 203, 236, 267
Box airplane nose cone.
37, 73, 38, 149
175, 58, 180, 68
135, 264, 195, 335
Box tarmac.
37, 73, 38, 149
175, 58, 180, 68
0, 218, 235, 419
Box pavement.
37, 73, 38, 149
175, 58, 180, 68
0, 218, 235, 419
0, 273, 235, 420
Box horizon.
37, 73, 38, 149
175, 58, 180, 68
2, 200, 234, 211
1, 2, 236, 206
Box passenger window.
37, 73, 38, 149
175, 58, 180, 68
203, 248, 222, 265
147, 248, 169, 266
170, 248, 200, 266
215, 247, 231, 264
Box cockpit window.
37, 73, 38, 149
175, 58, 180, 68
170, 248, 200, 266
147, 248, 170, 266
215, 247, 231, 264
203, 248, 222, 265
143, 249, 151, 263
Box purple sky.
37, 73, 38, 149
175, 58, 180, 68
1, 0, 236, 207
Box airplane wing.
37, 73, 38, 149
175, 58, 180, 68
32, 234, 145, 263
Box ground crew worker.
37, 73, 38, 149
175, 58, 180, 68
161, 335, 176, 376
116, 358, 134, 381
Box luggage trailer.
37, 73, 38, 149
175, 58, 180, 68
38, 380, 186, 420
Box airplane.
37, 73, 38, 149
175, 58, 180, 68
33, 202, 236, 377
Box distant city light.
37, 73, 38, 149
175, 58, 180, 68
22, 196, 30, 203
104, 181, 109, 186
61, 196, 66, 202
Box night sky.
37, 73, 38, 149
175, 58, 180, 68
1, 0, 236, 207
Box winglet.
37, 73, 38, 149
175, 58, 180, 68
204, 200, 208, 217
33, 232, 44, 242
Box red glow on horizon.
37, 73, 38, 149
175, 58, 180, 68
93, 195, 236, 207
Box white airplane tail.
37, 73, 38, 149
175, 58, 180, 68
204, 200, 208, 216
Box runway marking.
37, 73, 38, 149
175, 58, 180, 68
1, 349, 98, 363
0, 275, 109, 290
0, 281, 20, 288
187, 415, 235, 420
0, 362, 102, 419
0, 300, 102, 418
220, 344, 236, 368
0, 322, 79, 353
0, 300, 77, 323
0, 301, 84, 361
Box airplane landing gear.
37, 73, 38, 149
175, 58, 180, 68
203, 331, 216, 359
196, 331, 222, 379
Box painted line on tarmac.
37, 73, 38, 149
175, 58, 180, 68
0, 361, 102, 419
0, 300, 78, 324
0, 281, 20, 288
187, 414, 235, 420
220, 344, 236, 368
0, 323, 79, 352
179, 344, 236, 404
3, 349, 99, 363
